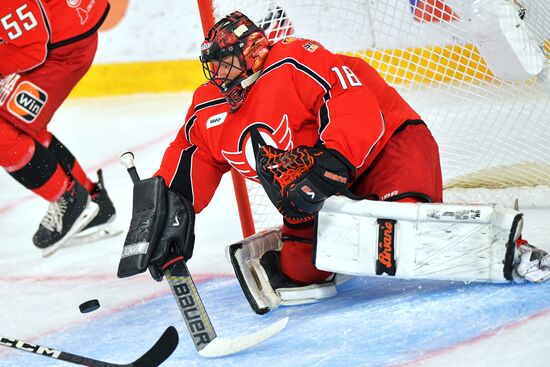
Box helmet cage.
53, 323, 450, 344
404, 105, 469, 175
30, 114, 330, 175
200, 11, 269, 111
200, 42, 247, 93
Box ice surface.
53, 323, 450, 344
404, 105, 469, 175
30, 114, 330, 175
1, 94, 549, 366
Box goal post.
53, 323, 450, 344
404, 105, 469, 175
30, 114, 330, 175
196, 0, 550, 234
197, 0, 257, 237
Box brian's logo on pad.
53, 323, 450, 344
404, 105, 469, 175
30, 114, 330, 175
376, 218, 397, 276
7, 81, 48, 123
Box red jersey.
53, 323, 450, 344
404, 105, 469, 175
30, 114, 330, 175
0, 0, 109, 75
156, 38, 421, 213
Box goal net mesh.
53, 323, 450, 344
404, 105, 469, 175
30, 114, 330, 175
208, 0, 550, 229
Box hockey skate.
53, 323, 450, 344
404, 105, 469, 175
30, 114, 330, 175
512, 239, 550, 283
33, 180, 99, 257
69, 169, 122, 245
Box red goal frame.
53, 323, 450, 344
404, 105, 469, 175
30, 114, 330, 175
197, 0, 257, 238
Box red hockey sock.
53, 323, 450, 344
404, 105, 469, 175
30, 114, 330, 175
33, 164, 69, 202
41, 132, 94, 193
280, 222, 333, 284
0, 125, 70, 202
280, 240, 333, 284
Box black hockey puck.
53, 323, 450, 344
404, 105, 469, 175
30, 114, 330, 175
79, 299, 100, 314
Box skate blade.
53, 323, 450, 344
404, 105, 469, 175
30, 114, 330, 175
68, 225, 123, 246
42, 201, 100, 257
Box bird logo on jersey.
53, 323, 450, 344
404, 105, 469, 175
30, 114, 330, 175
222, 114, 293, 180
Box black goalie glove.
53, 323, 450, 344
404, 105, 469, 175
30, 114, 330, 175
256, 145, 354, 225
117, 176, 195, 281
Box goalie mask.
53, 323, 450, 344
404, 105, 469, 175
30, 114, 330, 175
200, 11, 270, 112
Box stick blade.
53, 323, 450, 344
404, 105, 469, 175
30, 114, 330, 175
132, 326, 179, 367
198, 317, 288, 358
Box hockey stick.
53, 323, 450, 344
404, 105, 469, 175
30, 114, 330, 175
163, 256, 288, 357
119, 152, 288, 358
0, 326, 178, 367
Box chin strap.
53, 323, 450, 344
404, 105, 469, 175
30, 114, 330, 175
241, 71, 261, 88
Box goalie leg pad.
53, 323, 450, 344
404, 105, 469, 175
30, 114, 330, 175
227, 228, 338, 315
315, 197, 524, 282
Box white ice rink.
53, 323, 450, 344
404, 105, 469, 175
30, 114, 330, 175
1, 93, 550, 366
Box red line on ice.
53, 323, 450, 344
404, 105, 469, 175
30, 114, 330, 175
0, 272, 231, 283
395, 306, 550, 366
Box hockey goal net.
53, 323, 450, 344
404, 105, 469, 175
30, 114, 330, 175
197, 0, 550, 235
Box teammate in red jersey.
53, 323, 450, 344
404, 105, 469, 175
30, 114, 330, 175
0, 0, 116, 256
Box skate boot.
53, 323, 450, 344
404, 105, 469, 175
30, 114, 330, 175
33, 180, 99, 257
71, 169, 121, 243
512, 239, 550, 283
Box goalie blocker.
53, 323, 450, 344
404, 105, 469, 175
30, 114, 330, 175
117, 176, 195, 281
229, 198, 550, 314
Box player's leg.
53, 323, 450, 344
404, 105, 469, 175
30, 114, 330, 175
278, 121, 443, 284
349, 120, 442, 204
227, 228, 341, 314
40, 34, 117, 235
319, 123, 550, 282
229, 121, 442, 313
37, 130, 116, 233
0, 35, 104, 252
279, 221, 332, 284
36, 131, 94, 192
0, 119, 97, 252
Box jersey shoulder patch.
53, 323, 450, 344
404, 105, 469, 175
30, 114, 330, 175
302, 40, 321, 53
206, 111, 228, 129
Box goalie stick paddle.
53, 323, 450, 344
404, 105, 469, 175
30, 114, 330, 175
119, 151, 289, 358
163, 257, 289, 358
0, 326, 179, 367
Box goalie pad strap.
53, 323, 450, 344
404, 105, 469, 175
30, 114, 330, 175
376, 218, 397, 276
503, 213, 524, 281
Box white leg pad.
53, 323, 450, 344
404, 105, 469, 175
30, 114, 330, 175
226, 229, 282, 314
227, 228, 339, 314
315, 197, 523, 282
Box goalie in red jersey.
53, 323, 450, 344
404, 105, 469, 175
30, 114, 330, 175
120, 11, 550, 314
0, 0, 117, 256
